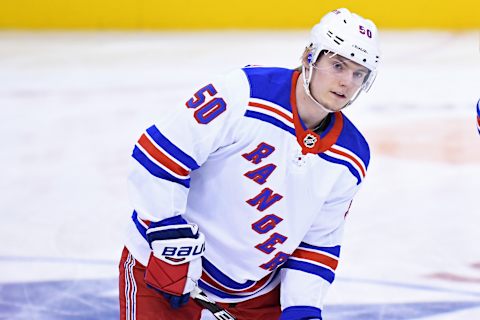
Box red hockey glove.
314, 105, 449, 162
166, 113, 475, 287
145, 221, 205, 300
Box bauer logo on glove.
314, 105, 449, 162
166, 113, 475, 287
144, 221, 205, 297
157, 235, 206, 264
148, 223, 206, 265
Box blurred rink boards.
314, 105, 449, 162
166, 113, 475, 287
1, 0, 479, 29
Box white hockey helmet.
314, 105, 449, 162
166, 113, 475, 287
303, 8, 381, 110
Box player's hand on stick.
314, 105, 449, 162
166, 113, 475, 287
144, 221, 205, 308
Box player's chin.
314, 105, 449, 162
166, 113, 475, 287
328, 93, 351, 110
323, 99, 345, 112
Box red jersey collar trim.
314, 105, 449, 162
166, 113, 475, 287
290, 71, 344, 155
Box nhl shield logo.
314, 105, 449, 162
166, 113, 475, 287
303, 133, 317, 148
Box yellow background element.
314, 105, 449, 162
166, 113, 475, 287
1, 0, 479, 29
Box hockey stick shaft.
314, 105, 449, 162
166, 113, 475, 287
191, 287, 237, 320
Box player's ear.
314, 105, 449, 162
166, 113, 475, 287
301, 47, 311, 68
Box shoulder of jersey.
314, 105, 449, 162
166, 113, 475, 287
211, 68, 253, 117
241, 66, 295, 113
322, 113, 370, 185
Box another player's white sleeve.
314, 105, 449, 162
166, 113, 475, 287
280, 175, 361, 312
476, 99, 479, 135
128, 69, 250, 223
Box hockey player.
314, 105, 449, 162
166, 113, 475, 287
119, 8, 380, 320
477, 99, 479, 134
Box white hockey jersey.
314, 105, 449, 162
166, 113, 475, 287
125, 66, 370, 310
477, 99, 480, 134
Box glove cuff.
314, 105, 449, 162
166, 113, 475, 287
280, 306, 322, 320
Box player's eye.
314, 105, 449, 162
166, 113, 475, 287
353, 71, 365, 79
332, 62, 343, 70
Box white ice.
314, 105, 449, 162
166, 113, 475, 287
0, 30, 479, 319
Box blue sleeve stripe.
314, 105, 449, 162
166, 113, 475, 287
198, 280, 249, 299
146, 125, 200, 171
202, 257, 256, 290
299, 243, 341, 257
245, 110, 296, 136
149, 215, 187, 228
280, 306, 322, 320
132, 211, 147, 241
318, 152, 362, 185
283, 259, 335, 283
132, 146, 190, 188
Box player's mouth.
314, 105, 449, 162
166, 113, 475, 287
331, 91, 346, 99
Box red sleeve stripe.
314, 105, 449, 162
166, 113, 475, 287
291, 248, 339, 271
328, 146, 366, 178
137, 133, 190, 177
138, 217, 151, 229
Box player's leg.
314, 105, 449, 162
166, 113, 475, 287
119, 247, 204, 320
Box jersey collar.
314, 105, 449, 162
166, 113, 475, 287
290, 71, 344, 155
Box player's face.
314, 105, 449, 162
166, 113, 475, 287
309, 53, 369, 111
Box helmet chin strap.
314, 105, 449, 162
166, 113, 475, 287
302, 64, 361, 113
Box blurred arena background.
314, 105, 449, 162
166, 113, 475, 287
0, 0, 479, 29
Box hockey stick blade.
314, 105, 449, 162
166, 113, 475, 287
191, 287, 237, 320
